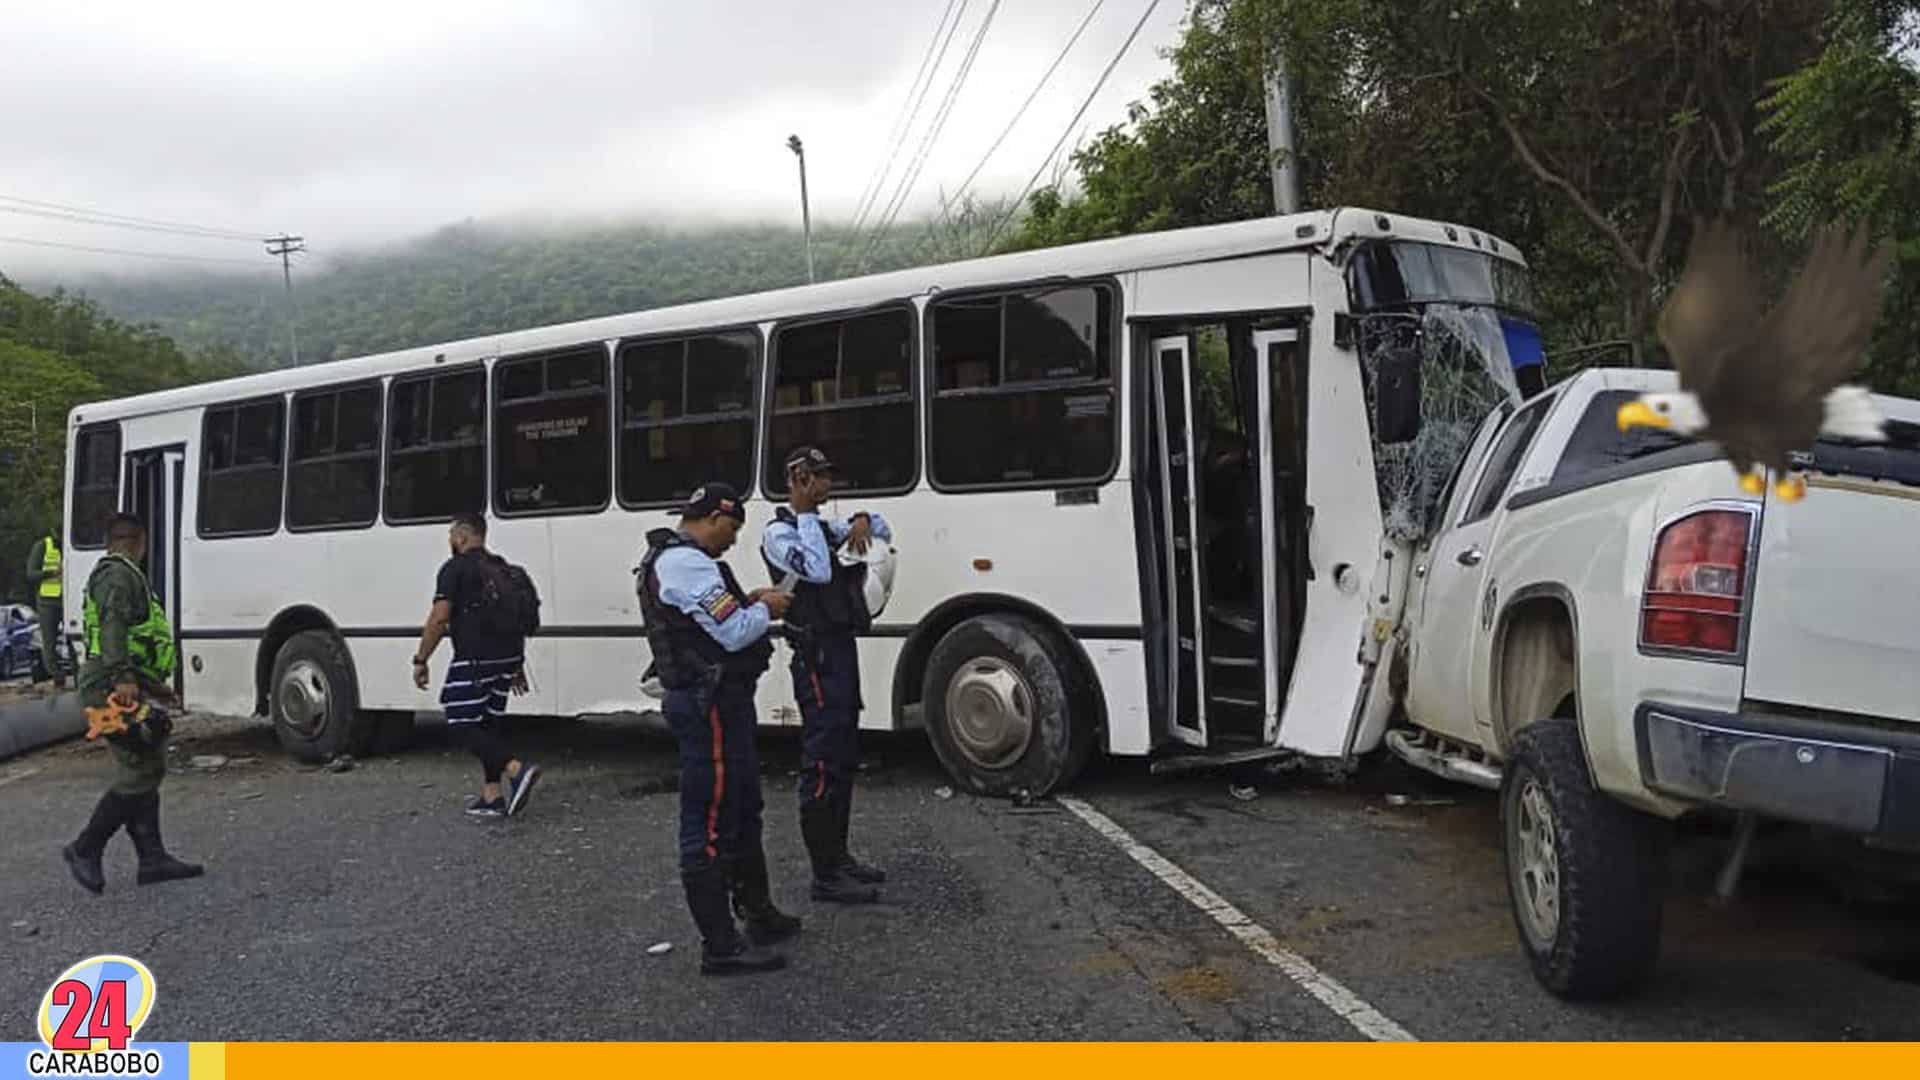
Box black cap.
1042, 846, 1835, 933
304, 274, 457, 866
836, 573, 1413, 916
783, 445, 834, 473
675, 482, 747, 522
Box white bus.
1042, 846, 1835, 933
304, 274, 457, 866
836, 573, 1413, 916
58, 207, 1540, 795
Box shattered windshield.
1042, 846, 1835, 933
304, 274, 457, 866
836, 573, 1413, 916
1347, 240, 1543, 540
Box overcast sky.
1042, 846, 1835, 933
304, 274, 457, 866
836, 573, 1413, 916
0, 0, 1187, 278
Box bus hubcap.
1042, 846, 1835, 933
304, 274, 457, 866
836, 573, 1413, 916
945, 658, 1035, 770
1512, 778, 1562, 947
279, 660, 332, 737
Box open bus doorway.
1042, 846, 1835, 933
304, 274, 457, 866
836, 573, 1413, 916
1141, 318, 1310, 753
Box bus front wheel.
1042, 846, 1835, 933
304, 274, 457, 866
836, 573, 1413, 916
269, 630, 366, 763
922, 614, 1095, 798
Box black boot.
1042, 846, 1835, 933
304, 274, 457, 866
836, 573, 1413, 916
834, 793, 886, 885
802, 801, 878, 904
62, 792, 129, 895
728, 849, 802, 946
683, 863, 786, 976
125, 793, 204, 886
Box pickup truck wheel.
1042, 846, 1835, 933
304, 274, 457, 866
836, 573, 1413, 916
922, 614, 1096, 798
1502, 717, 1668, 1000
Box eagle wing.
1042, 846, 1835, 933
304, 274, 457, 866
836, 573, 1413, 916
1656, 219, 1769, 412
1751, 223, 1894, 410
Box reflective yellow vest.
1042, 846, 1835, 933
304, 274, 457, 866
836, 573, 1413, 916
82, 555, 177, 686
38, 534, 61, 600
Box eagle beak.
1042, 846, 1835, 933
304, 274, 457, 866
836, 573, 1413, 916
1617, 401, 1670, 433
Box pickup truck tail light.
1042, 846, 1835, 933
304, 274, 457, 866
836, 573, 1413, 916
1640, 507, 1754, 656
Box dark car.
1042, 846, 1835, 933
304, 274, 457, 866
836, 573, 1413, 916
2, 604, 36, 680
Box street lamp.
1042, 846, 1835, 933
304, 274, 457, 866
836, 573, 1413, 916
787, 134, 816, 284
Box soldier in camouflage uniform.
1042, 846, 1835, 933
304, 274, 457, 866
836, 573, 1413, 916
61, 512, 203, 894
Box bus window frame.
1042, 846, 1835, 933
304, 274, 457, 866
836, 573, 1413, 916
196, 392, 289, 540
69, 420, 124, 551
382, 363, 491, 528
923, 275, 1124, 494
489, 343, 616, 520
762, 299, 922, 500
614, 323, 766, 511
285, 376, 387, 534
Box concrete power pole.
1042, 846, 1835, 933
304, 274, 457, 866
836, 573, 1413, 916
264, 234, 306, 366
1264, 43, 1301, 215
787, 135, 816, 283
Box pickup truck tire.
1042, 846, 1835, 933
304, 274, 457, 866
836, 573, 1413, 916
1502, 717, 1668, 1000
922, 613, 1095, 798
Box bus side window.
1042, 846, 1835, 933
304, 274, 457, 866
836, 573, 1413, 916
70, 422, 122, 549
618, 330, 760, 508
288, 382, 382, 530
386, 369, 486, 523
764, 308, 916, 496
199, 397, 286, 538
492, 346, 611, 516
927, 283, 1118, 490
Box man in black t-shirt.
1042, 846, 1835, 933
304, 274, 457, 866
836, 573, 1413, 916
412, 511, 543, 818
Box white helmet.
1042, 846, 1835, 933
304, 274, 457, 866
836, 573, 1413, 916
837, 540, 898, 619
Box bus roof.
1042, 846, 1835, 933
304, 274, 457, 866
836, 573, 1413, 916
71, 207, 1527, 427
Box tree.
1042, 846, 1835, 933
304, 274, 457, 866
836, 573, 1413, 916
0, 274, 238, 601
1002, 0, 1875, 366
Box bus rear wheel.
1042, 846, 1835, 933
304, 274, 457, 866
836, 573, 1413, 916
269, 630, 367, 763
922, 614, 1095, 798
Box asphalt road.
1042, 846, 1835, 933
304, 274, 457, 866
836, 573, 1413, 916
2, 704, 1918, 1041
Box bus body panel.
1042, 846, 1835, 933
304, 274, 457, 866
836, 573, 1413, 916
1127, 254, 1311, 319
1271, 259, 1387, 758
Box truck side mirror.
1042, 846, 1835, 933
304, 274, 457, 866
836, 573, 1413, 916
1375, 349, 1422, 444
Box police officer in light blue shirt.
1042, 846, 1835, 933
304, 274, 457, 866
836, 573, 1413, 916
636, 481, 801, 975
761, 446, 893, 903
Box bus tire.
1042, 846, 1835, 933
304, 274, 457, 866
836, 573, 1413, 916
269, 630, 367, 763
922, 613, 1095, 798
1502, 717, 1668, 1000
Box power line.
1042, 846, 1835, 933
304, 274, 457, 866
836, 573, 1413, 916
0, 193, 260, 241
835, 0, 973, 278
945, 0, 1108, 214
856, 0, 1004, 273
0, 203, 263, 243
841, 0, 963, 260
981, 0, 1163, 253
0, 233, 265, 266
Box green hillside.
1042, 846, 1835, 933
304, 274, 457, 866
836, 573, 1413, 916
42, 220, 962, 369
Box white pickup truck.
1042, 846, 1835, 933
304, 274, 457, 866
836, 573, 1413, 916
1385, 365, 1920, 1000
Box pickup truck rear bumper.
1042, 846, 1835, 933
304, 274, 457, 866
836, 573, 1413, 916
1635, 702, 1920, 841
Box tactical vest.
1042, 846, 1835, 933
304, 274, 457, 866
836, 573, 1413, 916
38, 534, 62, 600
83, 555, 177, 685
764, 507, 871, 639
636, 528, 772, 691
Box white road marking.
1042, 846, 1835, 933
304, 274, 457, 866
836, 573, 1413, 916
0, 763, 46, 788
1057, 794, 1416, 1042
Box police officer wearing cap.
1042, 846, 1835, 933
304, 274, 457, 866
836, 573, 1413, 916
762, 446, 892, 904
635, 482, 801, 975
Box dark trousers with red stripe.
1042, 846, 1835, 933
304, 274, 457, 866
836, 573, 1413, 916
666, 680, 764, 873
792, 634, 861, 811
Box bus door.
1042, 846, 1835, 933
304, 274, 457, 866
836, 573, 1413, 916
1250, 326, 1310, 747
124, 445, 186, 696
1147, 334, 1209, 747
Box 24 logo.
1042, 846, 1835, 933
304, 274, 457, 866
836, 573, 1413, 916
29, 955, 162, 1077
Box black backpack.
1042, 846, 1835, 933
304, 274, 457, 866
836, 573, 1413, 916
473, 554, 541, 639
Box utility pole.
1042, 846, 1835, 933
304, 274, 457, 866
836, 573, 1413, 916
264, 233, 306, 366
787, 135, 816, 283
1263, 42, 1301, 215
